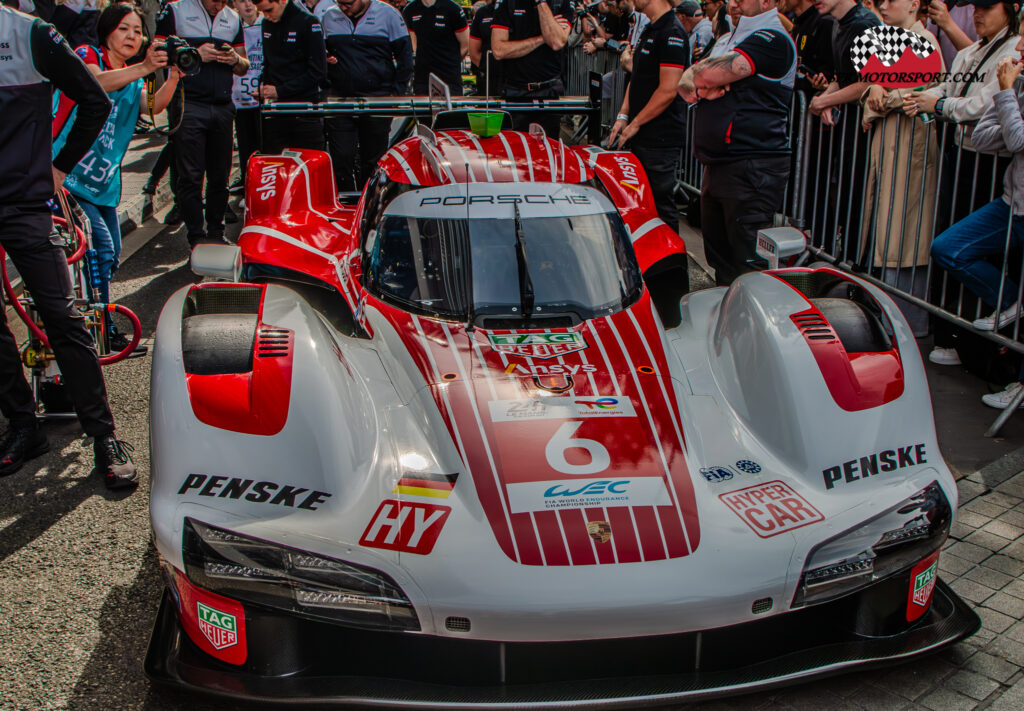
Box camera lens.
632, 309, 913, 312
176, 47, 202, 77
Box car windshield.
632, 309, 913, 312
364, 184, 642, 322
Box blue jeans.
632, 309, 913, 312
931, 198, 1024, 313
78, 200, 120, 331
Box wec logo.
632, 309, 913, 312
544, 480, 630, 498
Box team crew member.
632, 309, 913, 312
232, 0, 262, 185
156, 0, 249, 248
469, 0, 501, 93
0, 4, 138, 487
491, 0, 572, 136
255, 0, 327, 152
782, 0, 834, 94
322, 0, 412, 191
404, 0, 468, 95
609, 0, 687, 228
678, 0, 796, 285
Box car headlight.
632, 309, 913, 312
182, 517, 419, 631
792, 481, 951, 608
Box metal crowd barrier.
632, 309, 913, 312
564, 43, 629, 132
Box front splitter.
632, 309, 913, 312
145, 579, 979, 709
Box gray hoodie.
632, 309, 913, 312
971, 84, 1024, 215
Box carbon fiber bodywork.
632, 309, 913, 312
145, 578, 979, 708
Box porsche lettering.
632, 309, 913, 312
418, 194, 592, 206
178, 474, 332, 510
821, 444, 927, 490
719, 481, 824, 538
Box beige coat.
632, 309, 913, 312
860, 22, 943, 268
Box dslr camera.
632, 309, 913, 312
164, 36, 202, 77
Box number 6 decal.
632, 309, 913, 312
545, 421, 610, 475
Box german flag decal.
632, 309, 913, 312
393, 472, 459, 499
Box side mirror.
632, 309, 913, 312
756, 227, 807, 270
190, 243, 242, 282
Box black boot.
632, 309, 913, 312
93, 435, 138, 490
0, 423, 50, 477
108, 331, 148, 358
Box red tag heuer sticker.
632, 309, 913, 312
197, 601, 238, 650
907, 552, 940, 621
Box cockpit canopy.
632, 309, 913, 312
364, 184, 642, 324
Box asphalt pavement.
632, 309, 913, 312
3, 152, 1024, 710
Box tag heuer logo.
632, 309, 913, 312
912, 562, 937, 606
197, 601, 238, 650
488, 332, 587, 359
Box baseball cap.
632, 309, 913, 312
676, 0, 703, 16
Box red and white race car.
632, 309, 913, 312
145, 107, 978, 707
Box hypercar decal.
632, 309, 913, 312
718, 481, 824, 538
360, 500, 452, 555
393, 472, 458, 499
382, 294, 699, 566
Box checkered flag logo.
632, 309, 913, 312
850, 26, 935, 72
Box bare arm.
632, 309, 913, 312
457, 28, 469, 59
491, 26, 545, 59
536, 2, 569, 51
678, 50, 753, 102
88, 42, 166, 93
409, 29, 417, 54
469, 35, 483, 66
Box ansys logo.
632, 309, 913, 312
851, 26, 942, 89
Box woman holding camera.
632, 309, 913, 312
52, 2, 181, 353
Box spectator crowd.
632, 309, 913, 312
5, 0, 1024, 443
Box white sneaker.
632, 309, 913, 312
973, 302, 1023, 331
982, 382, 1024, 409
928, 347, 962, 366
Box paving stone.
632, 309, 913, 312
950, 578, 997, 605
964, 530, 1011, 553
984, 591, 1024, 619
947, 541, 993, 564
997, 480, 1024, 499
874, 659, 958, 701
944, 670, 1000, 701
988, 675, 1024, 711
968, 453, 1024, 488
965, 566, 1013, 590
1006, 621, 1024, 643
963, 651, 1019, 683
848, 685, 912, 711
958, 510, 992, 528
981, 519, 1024, 541
920, 687, 977, 711
958, 479, 989, 505
997, 509, 1024, 528
986, 637, 1024, 666
965, 499, 1010, 518
977, 606, 1016, 634
982, 491, 1024, 508
982, 554, 1024, 577
999, 539, 1024, 561
1004, 579, 1024, 599
940, 554, 976, 577
952, 523, 976, 540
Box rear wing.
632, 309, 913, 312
259, 72, 605, 145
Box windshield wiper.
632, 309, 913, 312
513, 204, 535, 320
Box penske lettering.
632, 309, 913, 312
178, 474, 332, 510
719, 481, 824, 538
821, 443, 927, 490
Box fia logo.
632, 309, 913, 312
700, 466, 735, 483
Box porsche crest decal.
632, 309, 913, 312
586, 520, 612, 544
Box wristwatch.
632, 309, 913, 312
934, 98, 946, 116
